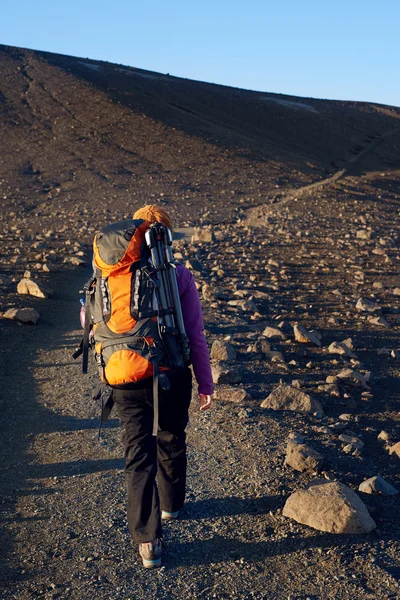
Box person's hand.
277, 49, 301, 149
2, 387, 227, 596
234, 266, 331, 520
199, 394, 213, 411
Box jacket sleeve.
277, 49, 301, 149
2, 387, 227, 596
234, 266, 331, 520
178, 266, 214, 396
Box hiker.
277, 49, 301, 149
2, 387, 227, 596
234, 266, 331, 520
80, 205, 213, 568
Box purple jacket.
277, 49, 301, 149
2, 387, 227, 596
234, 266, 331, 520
176, 263, 214, 396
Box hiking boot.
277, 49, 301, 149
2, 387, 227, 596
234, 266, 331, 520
161, 510, 180, 521
138, 538, 162, 569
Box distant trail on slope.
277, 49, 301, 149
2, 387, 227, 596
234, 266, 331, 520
282, 126, 400, 199
245, 125, 400, 222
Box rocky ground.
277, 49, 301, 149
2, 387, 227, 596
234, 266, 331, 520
1, 45, 400, 599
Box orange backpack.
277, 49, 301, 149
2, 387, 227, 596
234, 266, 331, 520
74, 219, 189, 434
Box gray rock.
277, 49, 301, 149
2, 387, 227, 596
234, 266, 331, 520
185, 258, 204, 272
17, 278, 54, 299
356, 230, 373, 240
251, 338, 272, 355
262, 326, 287, 340
338, 434, 364, 451
261, 384, 324, 417
337, 369, 371, 389
214, 386, 252, 403
210, 340, 237, 361
284, 441, 324, 473
282, 480, 376, 534
293, 323, 322, 347
3, 307, 40, 325
367, 315, 390, 327
202, 283, 225, 301
191, 227, 214, 243
358, 475, 399, 496
328, 341, 357, 359
264, 351, 284, 361
317, 383, 340, 397
355, 297, 381, 313
388, 442, 400, 458
211, 362, 242, 385
377, 430, 391, 443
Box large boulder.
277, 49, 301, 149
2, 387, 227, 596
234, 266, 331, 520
261, 384, 324, 417
284, 442, 324, 473
283, 480, 376, 534
3, 307, 40, 325
17, 278, 54, 299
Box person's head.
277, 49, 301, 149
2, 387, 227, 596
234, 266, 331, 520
133, 205, 173, 232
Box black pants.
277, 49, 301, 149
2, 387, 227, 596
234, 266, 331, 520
113, 367, 192, 543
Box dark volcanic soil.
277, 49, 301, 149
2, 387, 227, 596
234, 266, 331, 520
1, 45, 400, 600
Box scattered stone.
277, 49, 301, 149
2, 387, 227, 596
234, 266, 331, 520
338, 434, 364, 451
228, 299, 258, 312
355, 297, 381, 314
287, 431, 305, 443
211, 362, 242, 385
338, 414, 352, 422
261, 384, 324, 417
358, 475, 399, 496
388, 442, 400, 459
367, 315, 390, 327
202, 283, 225, 301
318, 383, 340, 397
377, 430, 391, 443
17, 278, 54, 299
278, 320, 294, 335
293, 323, 322, 347
191, 227, 214, 243
284, 441, 324, 473
214, 386, 252, 403
328, 341, 357, 359
377, 347, 390, 356
262, 326, 287, 341
282, 480, 376, 534
185, 258, 204, 272
210, 340, 237, 361
337, 369, 371, 389
65, 256, 87, 266
3, 307, 40, 325
238, 407, 253, 419
356, 230, 372, 240
250, 338, 272, 356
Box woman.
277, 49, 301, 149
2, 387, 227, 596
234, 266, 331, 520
113, 205, 214, 568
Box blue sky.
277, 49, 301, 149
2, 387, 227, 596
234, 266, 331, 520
1, 0, 399, 106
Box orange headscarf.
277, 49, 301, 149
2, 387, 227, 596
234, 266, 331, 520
133, 205, 173, 232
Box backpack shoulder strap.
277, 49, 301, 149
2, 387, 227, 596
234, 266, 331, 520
82, 276, 96, 374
